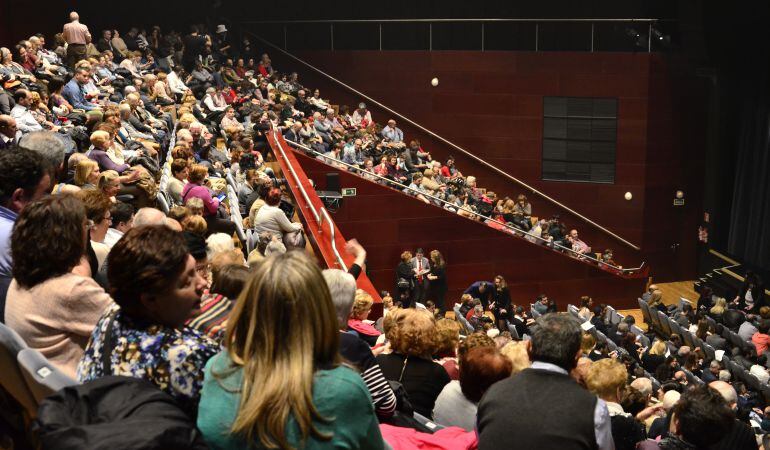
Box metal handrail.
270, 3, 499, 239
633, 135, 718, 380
283, 137, 645, 274
270, 130, 347, 270
243, 18, 658, 24
246, 32, 642, 251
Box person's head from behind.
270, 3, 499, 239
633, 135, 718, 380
12, 195, 86, 289
459, 347, 511, 403
188, 164, 208, 185
183, 214, 207, 236
708, 380, 738, 410
385, 308, 437, 358
529, 313, 582, 371
670, 385, 734, 447
351, 290, 374, 321
0, 149, 50, 214
322, 268, 357, 329
223, 251, 340, 448
262, 187, 281, 207
500, 341, 531, 375
585, 358, 628, 403
434, 318, 461, 358
74, 159, 99, 187
17, 131, 65, 177
210, 264, 250, 300
108, 226, 206, 328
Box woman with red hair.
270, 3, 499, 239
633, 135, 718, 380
252, 187, 303, 247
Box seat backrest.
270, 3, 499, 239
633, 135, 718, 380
657, 311, 672, 337
0, 322, 38, 416
156, 191, 170, 214
567, 304, 580, 318
507, 323, 520, 340
681, 329, 696, 348
702, 343, 716, 361
637, 298, 652, 326
17, 348, 79, 404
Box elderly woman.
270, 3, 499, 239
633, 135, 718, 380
376, 308, 451, 418
77, 226, 217, 416
87, 130, 131, 174
433, 346, 512, 431
180, 164, 236, 236
5, 195, 112, 378
74, 159, 100, 189
347, 289, 381, 347
252, 187, 302, 247
198, 252, 383, 449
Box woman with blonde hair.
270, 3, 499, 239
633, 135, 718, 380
198, 251, 383, 449
709, 297, 728, 319
434, 318, 462, 379
500, 341, 531, 375
347, 290, 381, 347
641, 339, 668, 374
74, 159, 100, 189
376, 308, 450, 417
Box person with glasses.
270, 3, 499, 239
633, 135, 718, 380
5, 195, 112, 378
78, 225, 215, 417
77, 190, 113, 272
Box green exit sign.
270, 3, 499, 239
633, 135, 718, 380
342, 188, 357, 197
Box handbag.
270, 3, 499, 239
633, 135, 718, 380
397, 278, 411, 290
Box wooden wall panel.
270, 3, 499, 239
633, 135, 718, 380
296, 151, 645, 310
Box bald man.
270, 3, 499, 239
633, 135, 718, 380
62, 12, 91, 68
708, 381, 756, 450
0, 115, 19, 149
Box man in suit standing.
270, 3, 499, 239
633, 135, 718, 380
410, 248, 430, 305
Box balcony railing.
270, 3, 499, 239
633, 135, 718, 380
283, 137, 647, 278
242, 18, 664, 53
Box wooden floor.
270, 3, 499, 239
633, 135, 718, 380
618, 280, 697, 332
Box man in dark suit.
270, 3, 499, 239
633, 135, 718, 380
283, 121, 302, 144
409, 248, 430, 304
96, 29, 114, 53
0, 116, 20, 149
510, 306, 530, 337
590, 306, 609, 335
477, 313, 614, 449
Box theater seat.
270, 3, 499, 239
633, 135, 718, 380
0, 322, 38, 417
17, 348, 79, 405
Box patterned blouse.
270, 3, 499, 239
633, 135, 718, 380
77, 305, 219, 415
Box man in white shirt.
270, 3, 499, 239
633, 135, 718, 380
10, 90, 43, 134
102, 202, 134, 249
166, 66, 190, 99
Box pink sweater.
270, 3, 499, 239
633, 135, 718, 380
5, 273, 113, 378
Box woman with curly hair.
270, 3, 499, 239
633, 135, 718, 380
376, 308, 450, 418
347, 289, 381, 347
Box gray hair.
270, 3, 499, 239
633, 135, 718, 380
630, 377, 652, 398
18, 131, 66, 171
133, 207, 166, 227
322, 269, 356, 328
530, 313, 582, 371
718, 370, 731, 382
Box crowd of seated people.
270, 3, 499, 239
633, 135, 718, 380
1, 14, 764, 450
266, 71, 631, 269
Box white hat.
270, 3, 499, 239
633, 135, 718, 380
216, 24, 228, 33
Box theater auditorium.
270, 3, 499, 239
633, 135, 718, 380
0, 1, 769, 449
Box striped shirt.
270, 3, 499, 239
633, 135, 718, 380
340, 332, 397, 419
186, 292, 233, 343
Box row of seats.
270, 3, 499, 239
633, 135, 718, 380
638, 297, 770, 403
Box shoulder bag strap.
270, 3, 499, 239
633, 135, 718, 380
398, 355, 409, 383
